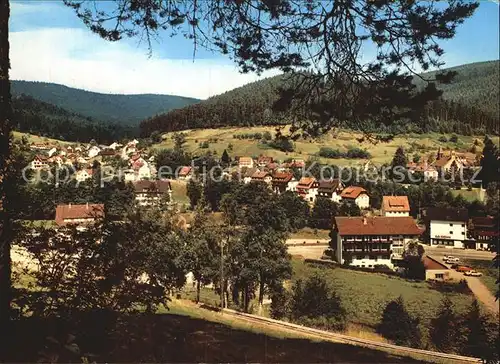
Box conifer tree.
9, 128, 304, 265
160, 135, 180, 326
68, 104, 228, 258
378, 296, 422, 348
430, 297, 459, 353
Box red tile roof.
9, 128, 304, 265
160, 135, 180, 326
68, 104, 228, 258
382, 196, 410, 212
251, 171, 270, 180
178, 166, 192, 176
133, 180, 171, 194
297, 177, 316, 189
340, 186, 367, 199
55, 204, 104, 226
335, 216, 422, 236
272, 172, 293, 183
318, 179, 341, 193
239, 157, 253, 165
423, 256, 448, 270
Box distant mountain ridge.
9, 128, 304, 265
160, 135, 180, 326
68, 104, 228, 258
11, 80, 200, 126
140, 60, 499, 136
12, 94, 136, 144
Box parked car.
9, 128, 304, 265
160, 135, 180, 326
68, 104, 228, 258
464, 270, 483, 277
456, 265, 473, 272
444, 256, 460, 264
450, 263, 460, 269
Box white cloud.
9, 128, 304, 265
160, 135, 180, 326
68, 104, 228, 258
9, 28, 280, 99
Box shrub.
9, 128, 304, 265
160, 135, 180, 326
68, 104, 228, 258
199, 141, 209, 149
263, 131, 272, 140
346, 147, 371, 159
269, 137, 295, 152
438, 135, 448, 143
318, 147, 344, 159
449, 134, 458, 143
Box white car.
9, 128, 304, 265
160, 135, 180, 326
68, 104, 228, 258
464, 270, 483, 277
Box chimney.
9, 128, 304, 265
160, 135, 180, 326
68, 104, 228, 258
69, 203, 71, 209
363, 217, 367, 225
86, 202, 89, 209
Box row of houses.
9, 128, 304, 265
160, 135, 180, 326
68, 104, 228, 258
53, 180, 174, 225
406, 148, 478, 179
29, 139, 161, 183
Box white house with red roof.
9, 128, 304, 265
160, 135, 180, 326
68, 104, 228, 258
55, 203, 105, 226
340, 186, 370, 209
333, 216, 422, 269
382, 196, 410, 217
271, 172, 297, 194
296, 177, 318, 203
250, 170, 272, 185
30, 155, 49, 170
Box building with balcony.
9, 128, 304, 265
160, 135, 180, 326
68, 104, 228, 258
317, 179, 343, 203
332, 216, 422, 269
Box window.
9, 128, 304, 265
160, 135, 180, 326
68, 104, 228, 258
449, 223, 453, 227
461, 224, 465, 227
462, 232, 465, 235
449, 231, 453, 235
435, 273, 444, 279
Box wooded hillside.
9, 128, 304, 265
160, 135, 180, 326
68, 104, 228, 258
12, 95, 136, 143
11, 81, 200, 126
140, 61, 499, 136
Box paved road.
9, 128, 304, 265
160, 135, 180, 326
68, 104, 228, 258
422, 246, 495, 261
430, 255, 499, 314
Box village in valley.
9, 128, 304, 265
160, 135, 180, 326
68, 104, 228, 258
3, 1, 500, 362
22, 134, 498, 274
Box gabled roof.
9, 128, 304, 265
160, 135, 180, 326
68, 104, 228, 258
297, 177, 316, 189
471, 216, 497, 227
318, 179, 341, 193
251, 171, 270, 179
55, 204, 104, 226
239, 157, 253, 164
423, 256, 448, 270
424, 207, 468, 222
335, 216, 422, 236
382, 196, 410, 212
340, 186, 367, 199
272, 172, 293, 183
133, 180, 171, 194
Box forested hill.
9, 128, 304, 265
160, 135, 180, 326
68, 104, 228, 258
140, 60, 499, 137
12, 95, 137, 144
11, 81, 200, 126
417, 60, 499, 118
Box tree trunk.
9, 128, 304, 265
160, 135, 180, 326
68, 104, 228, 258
196, 280, 200, 303
258, 276, 264, 305
0, 0, 12, 330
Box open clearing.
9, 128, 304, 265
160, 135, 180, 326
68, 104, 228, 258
153, 127, 484, 166
290, 259, 477, 344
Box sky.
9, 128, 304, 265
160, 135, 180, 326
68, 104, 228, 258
9, 0, 500, 100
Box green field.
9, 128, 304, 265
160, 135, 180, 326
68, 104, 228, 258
450, 188, 485, 202
153, 127, 484, 166
13, 131, 72, 145
290, 260, 476, 342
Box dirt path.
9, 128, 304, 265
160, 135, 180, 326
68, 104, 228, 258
449, 269, 499, 314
